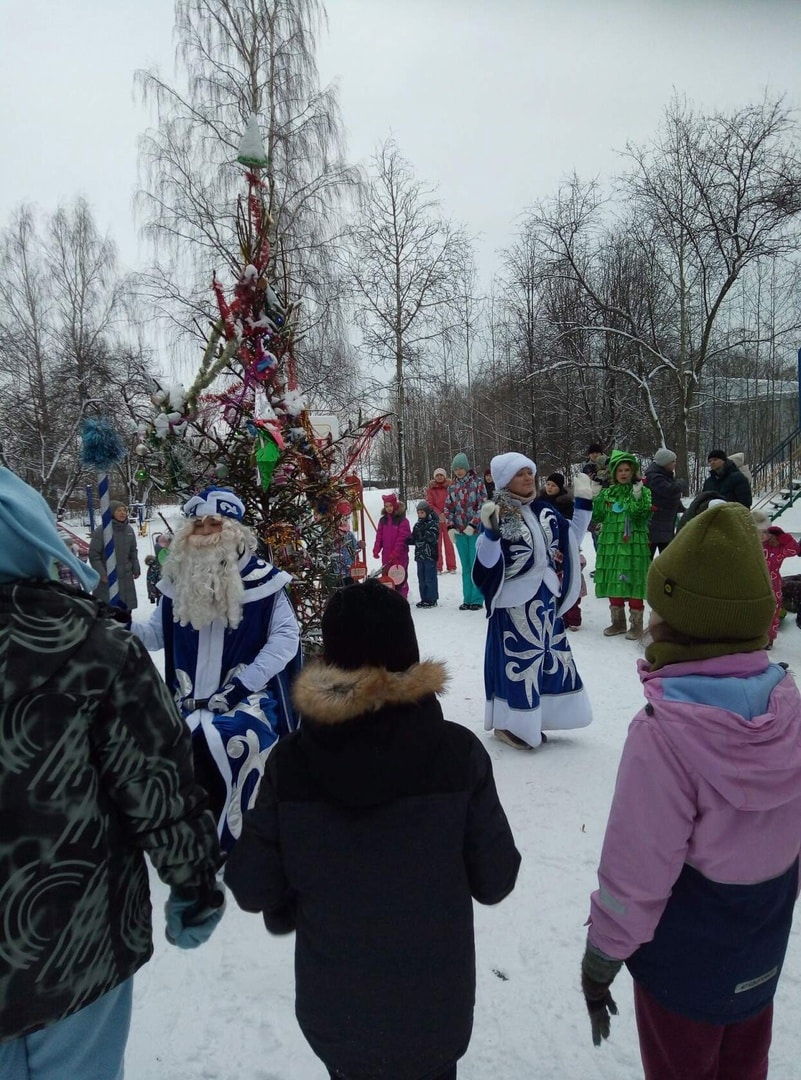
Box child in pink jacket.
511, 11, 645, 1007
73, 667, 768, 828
580, 503, 801, 1080
372, 493, 411, 598
752, 510, 799, 645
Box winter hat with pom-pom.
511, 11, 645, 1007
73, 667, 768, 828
646, 502, 774, 669
321, 578, 420, 672
490, 452, 537, 492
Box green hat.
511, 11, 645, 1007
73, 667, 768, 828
646, 502, 774, 667
608, 449, 639, 478
452, 452, 470, 471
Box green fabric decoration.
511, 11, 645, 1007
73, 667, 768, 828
255, 430, 281, 489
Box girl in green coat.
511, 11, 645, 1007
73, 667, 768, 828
592, 450, 652, 639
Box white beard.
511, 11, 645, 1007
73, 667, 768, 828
164, 521, 248, 629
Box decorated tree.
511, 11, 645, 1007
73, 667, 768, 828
135, 119, 386, 647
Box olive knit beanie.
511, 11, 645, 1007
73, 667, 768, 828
646, 502, 774, 667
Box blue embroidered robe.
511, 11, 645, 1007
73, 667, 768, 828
136, 553, 300, 850
472, 496, 593, 746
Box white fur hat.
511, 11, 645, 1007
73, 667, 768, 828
490, 452, 537, 492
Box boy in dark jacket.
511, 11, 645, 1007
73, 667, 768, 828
409, 499, 441, 606
225, 581, 521, 1080
0, 468, 223, 1079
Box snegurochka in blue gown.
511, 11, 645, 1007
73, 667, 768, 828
472, 452, 594, 749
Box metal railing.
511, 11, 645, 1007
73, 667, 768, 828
750, 425, 801, 519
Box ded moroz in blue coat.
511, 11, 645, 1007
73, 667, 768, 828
134, 552, 300, 851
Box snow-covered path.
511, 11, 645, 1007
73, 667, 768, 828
119, 492, 801, 1079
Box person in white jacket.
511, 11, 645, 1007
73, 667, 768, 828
472, 452, 595, 749
132, 485, 300, 852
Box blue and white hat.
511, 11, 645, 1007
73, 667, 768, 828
0, 467, 99, 591
182, 486, 246, 521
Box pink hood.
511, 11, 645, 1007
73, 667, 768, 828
638, 653, 801, 812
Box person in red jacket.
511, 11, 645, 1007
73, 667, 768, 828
425, 468, 457, 573
752, 510, 800, 646
372, 493, 411, 598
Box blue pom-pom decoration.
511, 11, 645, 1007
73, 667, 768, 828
80, 418, 127, 470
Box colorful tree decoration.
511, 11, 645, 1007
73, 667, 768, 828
80, 417, 127, 606
135, 118, 387, 647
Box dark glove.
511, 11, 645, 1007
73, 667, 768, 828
582, 972, 618, 1046
207, 677, 250, 714
165, 886, 225, 949
101, 601, 132, 630
581, 942, 623, 1048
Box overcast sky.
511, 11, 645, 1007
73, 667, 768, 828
2, 0, 800, 286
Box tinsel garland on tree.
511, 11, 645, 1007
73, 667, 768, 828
134, 117, 388, 648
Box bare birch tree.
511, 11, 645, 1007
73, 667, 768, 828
136, 0, 361, 407
345, 139, 469, 497
0, 201, 151, 508
529, 96, 801, 474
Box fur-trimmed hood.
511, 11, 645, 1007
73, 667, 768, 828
293, 660, 447, 725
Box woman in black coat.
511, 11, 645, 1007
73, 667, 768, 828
225, 581, 521, 1080
644, 449, 686, 556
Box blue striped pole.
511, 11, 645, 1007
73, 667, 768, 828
98, 472, 119, 605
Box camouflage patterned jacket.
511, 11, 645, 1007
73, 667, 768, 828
0, 580, 221, 1041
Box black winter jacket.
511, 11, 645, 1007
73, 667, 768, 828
701, 460, 752, 507
409, 509, 441, 562
225, 660, 521, 1080
644, 462, 685, 544
0, 581, 221, 1041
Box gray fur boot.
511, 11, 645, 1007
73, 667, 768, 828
603, 604, 627, 637
625, 607, 644, 641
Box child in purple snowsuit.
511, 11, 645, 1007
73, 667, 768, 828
372, 493, 411, 598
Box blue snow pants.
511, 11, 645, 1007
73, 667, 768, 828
0, 978, 133, 1080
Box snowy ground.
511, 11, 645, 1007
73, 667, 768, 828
100, 489, 801, 1079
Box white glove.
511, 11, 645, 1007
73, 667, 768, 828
632, 481, 643, 499
463, 525, 475, 536
572, 473, 598, 500
448, 528, 458, 543
480, 501, 500, 531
